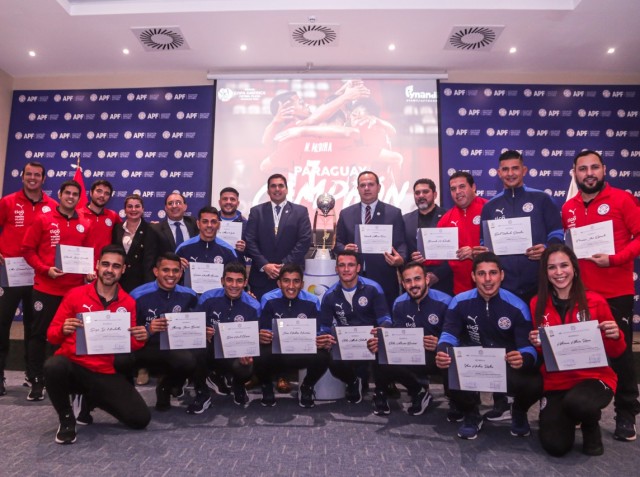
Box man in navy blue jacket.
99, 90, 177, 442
435, 252, 541, 440
254, 263, 330, 408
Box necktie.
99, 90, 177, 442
173, 221, 185, 247
274, 205, 282, 235
365, 205, 372, 224
275, 204, 281, 216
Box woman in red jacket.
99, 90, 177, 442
529, 244, 625, 457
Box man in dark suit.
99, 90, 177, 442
153, 193, 198, 254
403, 178, 453, 295
245, 174, 312, 300
334, 171, 407, 309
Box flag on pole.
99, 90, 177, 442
73, 158, 88, 209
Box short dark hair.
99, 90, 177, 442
335, 249, 361, 266
22, 162, 46, 177
99, 244, 126, 260
124, 194, 144, 208
223, 261, 247, 280
270, 91, 298, 116
278, 263, 303, 281
59, 180, 81, 195
198, 205, 220, 220
449, 171, 474, 187
155, 251, 181, 268
413, 178, 436, 194
498, 150, 522, 162
220, 187, 239, 197
267, 173, 288, 189
357, 170, 379, 185
573, 149, 603, 166
472, 252, 503, 272
165, 192, 186, 205
400, 261, 427, 276
90, 179, 113, 194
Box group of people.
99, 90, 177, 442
0, 150, 637, 458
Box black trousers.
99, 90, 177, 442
28, 290, 62, 380
0, 285, 33, 376
191, 342, 254, 393
377, 351, 448, 396
448, 365, 542, 414
254, 344, 330, 388
539, 379, 613, 457
606, 295, 640, 419
44, 355, 150, 429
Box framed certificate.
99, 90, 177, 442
272, 318, 317, 354
55, 244, 94, 274
418, 227, 458, 260
75, 310, 131, 355
0, 257, 34, 287
355, 224, 392, 254
565, 220, 615, 259
184, 262, 223, 294
483, 217, 533, 256
331, 325, 375, 361
377, 327, 425, 365
218, 221, 243, 249
448, 347, 507, 393
213, 321, 260, 358
538, 320, 607, 371
159, 312, 207, 350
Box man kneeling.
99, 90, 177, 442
44, 245, 150, 444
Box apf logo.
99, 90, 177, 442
458, 108, 467, 116
609, 169, 618, 178
538, 109, 547, 117
484, 88, 493, 97
523, 89, 532, 97
620, 149, 630, 158
602, 90, 611, 98
160, 170, 169, 178
541, 149, 550, 157
617, 109, 626, 118
121, 170, 130, 178
460, 148, 469, 157
447, 168, 456, 176
563, 89, 572, 98
138, 112, 146, 120
486, 128, 495, 137
445, 128, 454, 136
529, 168, 538, 177
606, 129, 615, 138
578, 109, 587, 117
566, 129, 575, 137
526, 128, 535, 137
488, 168, 497, 177
443, 88, 453, 96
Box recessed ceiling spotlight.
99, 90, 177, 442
123, 48, 130, 55
607, 47, 615, 54
240, 44, 247, 51
28, 50, 36, 57
388, 43, 396, 51
509, 47, 517, 54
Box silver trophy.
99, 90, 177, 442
313, 193, 336, 260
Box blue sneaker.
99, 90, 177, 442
458, 413, 483, 440
510, 409, 531, 437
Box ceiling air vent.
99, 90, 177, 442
445, 26, 504, 51
131, 26, 189, 51
289, 23, 339, 47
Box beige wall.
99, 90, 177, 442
0, 69, 14, 195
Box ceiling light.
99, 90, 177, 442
240, 44, 247, 51
123, 48, 130, 55
509, 47, 517, 54
28, 50, 36, 57
388, 43, 396, 51
607, 47, 615, 54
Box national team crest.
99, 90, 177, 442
214, 256, 223, 264
428, 314, 439, 325
297, 313, 307, 319
116, 307, 127, 313
105, 218, 113, 227
42, 206, 51, 213
172, 305, 182, 313
233, 315, 244, 322
473, 215, 481, 225
522, 202, 534, 213
497, 316, 512, 330
597, 204, 610, 215
76, 224, 85, 233
34, 301, 43, 311
358, 296, 368, 307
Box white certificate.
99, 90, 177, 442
333, 326, 375, 361
218, 221, 243, 249
185, 262, 223, 294
216, 321, 260, 358
449, 347, 507, 393
76, 311, 131, 355
567, 221, 615, 259
272, 318, 317, 354
539, 320, 607, 371
1, 257, 34, 287
378, 327, 425, 365
160, 312, 207, 350
418, 227, 458, 260
484, 217, 533, 255
55, 244, 94, 274
357, 224, 392, 254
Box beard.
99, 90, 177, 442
577, 176, 605, 195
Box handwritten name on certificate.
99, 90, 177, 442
218, 321, 260, 358
450, 347, 507, 393
567, 221, 615, 259
485, 217, 532, 256
77, 311, 131, 355
419, 227, 458, 260
378, 328, 425, 365
186, 262, 223, 294
273, 318, 317, 354
334, 326, 375, 361
1, 257, 34, 287
161, 312, 206, 350
539, 320, 607, 371
55, 245, 94, 274
358, 224, 392, 254
218, 221, 243, 249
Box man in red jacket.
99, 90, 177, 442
21, 179, 92, 401
562, 150, 640, 441
44, 244, 150, 444
0, 162, 57, 395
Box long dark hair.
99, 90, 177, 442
534, 244, 590, 326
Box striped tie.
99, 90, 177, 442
365, 205, 372, 224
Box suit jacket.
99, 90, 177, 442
152, 215, 198, 254
245, 201, 312, 298
335, 201, 407, 309
112, 219, 160, 292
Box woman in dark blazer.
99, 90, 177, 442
112, 194, 159, 292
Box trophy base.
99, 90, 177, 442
313, 248, 333, 260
